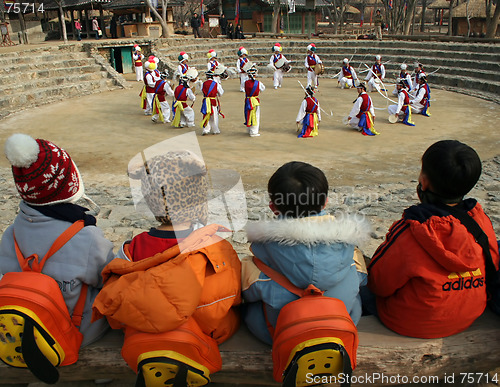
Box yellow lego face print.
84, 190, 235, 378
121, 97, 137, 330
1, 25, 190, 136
294, 349, 343, 387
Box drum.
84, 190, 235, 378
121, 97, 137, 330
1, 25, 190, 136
214, 64, 227, 76
281, 62, 291, 73
314, 63, 325, 75
242, 61, 255, 73
388, 114, 399, 124
275, 57, 286, 69
185, 67, 198, 81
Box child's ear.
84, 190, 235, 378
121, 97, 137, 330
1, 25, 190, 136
322, 197, 328, 210
419, 171, 431, 191
269, 201, 281, 216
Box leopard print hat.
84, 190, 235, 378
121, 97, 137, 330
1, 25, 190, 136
135, 150, 208, 226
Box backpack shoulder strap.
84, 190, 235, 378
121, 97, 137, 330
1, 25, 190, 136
438, 204, 497, 285
253, 257, 304, 297
13, 220, 85, 273
71, 283, 88, 328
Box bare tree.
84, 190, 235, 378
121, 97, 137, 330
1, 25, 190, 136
271, 0, 280, 33
402, 0, 417, 34
420, 0, 427, 32
447, 0, 455, 35
145, 0, 171, 38
485, 0, 500, 38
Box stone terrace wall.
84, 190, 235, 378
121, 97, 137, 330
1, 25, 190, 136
154, 37, 500, 104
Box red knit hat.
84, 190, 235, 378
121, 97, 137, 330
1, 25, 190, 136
4, 134, 84, 206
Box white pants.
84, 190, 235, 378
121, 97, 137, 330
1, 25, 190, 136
273, 69, 283, 88
387, 104, 402, 116
340, 77, 354, 89
202, 106, 221, 134
410, 103, 425, 114
240, 73, 249, 92
178, 106, 195, 127
307, 71, 318, 88
152, 100, 171, 123
349, 116, 361, 129
145, 93, 154, 114
247, 106, 261, 136
135, 66, 143, 82
367, 78, 382, 93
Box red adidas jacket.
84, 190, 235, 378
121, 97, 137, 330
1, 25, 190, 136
368, 199, 499, 338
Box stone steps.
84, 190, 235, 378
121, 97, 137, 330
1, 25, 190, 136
0, 64, 104, 86
0, 44, 124, 119
0, 71, 111, 95
156, 38, 499, 103
0, 78, 116, 120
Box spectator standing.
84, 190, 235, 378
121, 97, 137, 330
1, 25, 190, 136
110, 16, 117, 39
374, 9, 383, 40
75, 18, 82, 41
191, 13, 201, 38
92, 17, 100, 40
219, 13, 228, 36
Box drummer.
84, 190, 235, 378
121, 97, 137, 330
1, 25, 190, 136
365, 54, 386, 93
172, 75, 196, 128
296, 85, 321, 138
392, 63, 413, 96
388, 80, 415, 126
304, 43, 322, 89
339, 58, 358, 89
207, 49, 222, 84
410, 73, 431, 117
237, 46, 250, 92
412, 62, 426, 94
270, 43, 289, 90
244, 66, 265, 137
177, 51, 189, 79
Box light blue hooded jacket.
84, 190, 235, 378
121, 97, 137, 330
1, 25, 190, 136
242, 213, 371, 345
0, 201, 115, 346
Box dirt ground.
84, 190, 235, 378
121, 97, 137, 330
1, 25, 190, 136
0, 72, 498, 189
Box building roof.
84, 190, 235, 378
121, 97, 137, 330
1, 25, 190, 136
43, 0, 111, 10
452, 0, 487, 17
103, 0, 185, 9
265, 0, 330, 8
428, 0, 451, 9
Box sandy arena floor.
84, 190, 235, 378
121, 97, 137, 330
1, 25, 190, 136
0, 74, 498, 189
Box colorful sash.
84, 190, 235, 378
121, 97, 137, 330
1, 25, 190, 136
239, 57, 249, 72
372, 64, 382, 78
400, 90, 415, 126
342, 66, 353, 79
139, 86, 147, 109
172, 86, 188, 127
307, 55, 317, 71
298, 97, 319, 138
357, 96, 379, 136
200, 81, 218, 128
244, 81, 260, 127
421, 84, 431, 116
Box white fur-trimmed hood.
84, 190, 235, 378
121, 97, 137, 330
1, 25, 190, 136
246, 214, 372, 246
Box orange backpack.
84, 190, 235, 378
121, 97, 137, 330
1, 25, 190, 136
253, 257, 358, 387
122, 317, 222, 387
0, 220, 88, 384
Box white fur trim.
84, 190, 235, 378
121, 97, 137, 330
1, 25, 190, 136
246, 214, 372, 246
4, 133, 40, 168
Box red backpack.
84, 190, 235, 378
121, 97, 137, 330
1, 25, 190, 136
0, 221, 88, 384
253, 257, 358, 387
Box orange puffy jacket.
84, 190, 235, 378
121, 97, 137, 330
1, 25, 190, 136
92, 224, 241, 344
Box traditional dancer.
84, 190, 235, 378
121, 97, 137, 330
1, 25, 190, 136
412, 62, 426, 92
140, 57, 161, 115
200, 70, 224, 135
392, 63, 413, 96
296, 85, 321, 138
177, 52, 189, 79
207, 49, 222, 84
410, 74, 431, 116
237, 47, 250, 92
244, 67, 265, 137
388, 80, 415, 126
304, 43, 322, 89
151, 70, 174, 124
132, 45, 144, 82
365, 55, 386, 93
339, 58, 358, 89
172, 75, 196, 128
348, 82, 379, 136
269, 43, 289, 89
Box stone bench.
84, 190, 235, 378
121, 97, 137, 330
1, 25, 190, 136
1, 310, 499, 386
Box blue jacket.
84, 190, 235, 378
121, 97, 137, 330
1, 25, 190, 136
0, 201, 115, 346
242, 213, 371, 344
